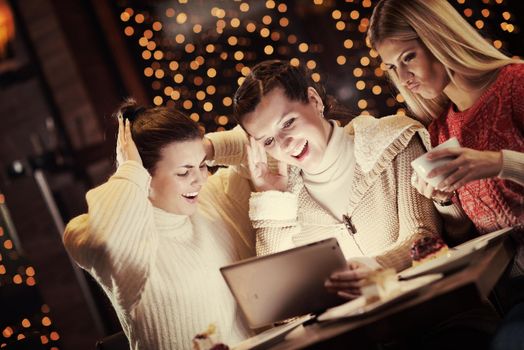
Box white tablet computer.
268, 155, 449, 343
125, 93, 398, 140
220, 237, 347, 329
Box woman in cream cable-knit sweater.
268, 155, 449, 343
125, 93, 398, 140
205, 60, 442, 299
63, 101, 254, 349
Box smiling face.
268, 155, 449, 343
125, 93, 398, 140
377, 39, 450, 99
149, 138, 208, 216
241, 87, 332, 173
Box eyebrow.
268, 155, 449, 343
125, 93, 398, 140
176, 155, 207, 168
385, 47, 412, 67
253, 111, 290, 141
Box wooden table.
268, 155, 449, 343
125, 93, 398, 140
269, 237, 515, 349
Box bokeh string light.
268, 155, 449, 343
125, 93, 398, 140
320, 0, 521, 116
116, 0, 521, 127
0, 194, 60, 349
119, 0, 324, 132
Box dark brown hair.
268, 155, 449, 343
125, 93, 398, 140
233, 60, 354, 125
113, 99, 201, 174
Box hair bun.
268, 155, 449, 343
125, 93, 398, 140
115, 98, 145, 122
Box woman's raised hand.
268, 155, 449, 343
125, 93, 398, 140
116, 116, 142, 166
246, 136, 288, 192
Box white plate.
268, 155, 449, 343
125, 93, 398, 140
318, 274, 443, 321
453, 227, 512, 252
232, 314, 313, 350
398, 227, 513, 280
398, 246, 482, 280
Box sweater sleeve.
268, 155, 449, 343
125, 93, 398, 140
374, 136, 443, 271
433, 203, 475, 245
198, 167, 257, 259
499, 149, 524, 186
249, 191, 299, 256
204, 126, 248, 166
63, 161, 156, 312
502, 64, 524, 186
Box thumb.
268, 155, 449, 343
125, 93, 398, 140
277, 161, 288, 178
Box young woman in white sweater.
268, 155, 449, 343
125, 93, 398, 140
63, 101, 254, 349
205, 60, 442, 299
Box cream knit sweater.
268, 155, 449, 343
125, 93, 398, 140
63, 161, 255, 350
206, 115, 442, 272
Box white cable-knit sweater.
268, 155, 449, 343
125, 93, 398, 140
63, 161, 255, 350
206, 115, 443, 272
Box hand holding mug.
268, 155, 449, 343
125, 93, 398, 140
426, 147, 503, 192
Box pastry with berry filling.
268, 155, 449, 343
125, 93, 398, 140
192, 324, 230, 350
410, 235, 449, 266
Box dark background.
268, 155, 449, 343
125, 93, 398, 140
0, 0, 522, 349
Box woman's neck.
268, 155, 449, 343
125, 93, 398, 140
323, 117, 334, 142
443, 72, 497, 112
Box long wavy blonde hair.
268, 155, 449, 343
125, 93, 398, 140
368, 0, 522, 124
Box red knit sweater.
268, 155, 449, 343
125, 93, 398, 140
428, 64, 524, 237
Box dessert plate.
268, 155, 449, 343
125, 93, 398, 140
232, 314, 313, 350
318, 274, 442, 321
398, 247, 481, 280
398, 227, 512, 280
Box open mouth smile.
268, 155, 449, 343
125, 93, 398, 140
182, 191, 199, 202
291, 141, 309, 160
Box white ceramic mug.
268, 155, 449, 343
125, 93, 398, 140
411, 137, 461, 187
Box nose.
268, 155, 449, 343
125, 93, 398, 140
398, 65, 413, 86
193, 167, 207, 186
276, 132, 293, 153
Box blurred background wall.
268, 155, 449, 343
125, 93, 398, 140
0, 0, 522, 349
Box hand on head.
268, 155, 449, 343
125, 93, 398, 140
246, 136, 288, 192
324, 260, 373, 300
117, 116, 142, 167
426, 147, 503, 192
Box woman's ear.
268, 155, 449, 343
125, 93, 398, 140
307, 87, 324, 113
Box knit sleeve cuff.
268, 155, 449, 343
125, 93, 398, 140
434, 202, 467, 219
205, 126, 248, 166
498, 149, 524, 186
111, 161, 151, 192
249, 191, 298, 221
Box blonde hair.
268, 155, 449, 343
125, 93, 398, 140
368, 0, 522, 124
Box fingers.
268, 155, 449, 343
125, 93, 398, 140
337, 290, 362, 300
257, 140, 267, 164
117, 115, 124, 146
125, 118, 132, 142
246, 143, 258, 178
330, 267, 369, 282
426, 147, 461, 160
277, 160, 288, 178
249, 137, 261, 164
347, 260, 362, 270
325, 279, 361, 289
436, 167, 469, 191
427, 157, 461, 179
421, 178, 436, 199
411, 172, 434, 199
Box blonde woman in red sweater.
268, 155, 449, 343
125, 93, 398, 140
368, 1, 523, 349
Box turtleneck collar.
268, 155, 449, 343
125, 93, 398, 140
152, 206, 191, 237
302, 120, 352, 183
301, 120, 355, 220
